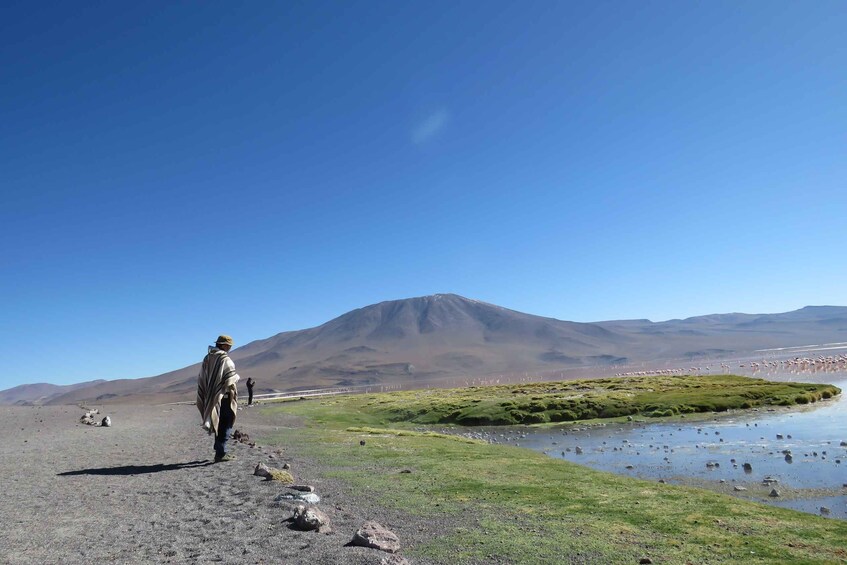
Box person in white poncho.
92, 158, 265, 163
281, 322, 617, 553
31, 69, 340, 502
196, 335, 241, 462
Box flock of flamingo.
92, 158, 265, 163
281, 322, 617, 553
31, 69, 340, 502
615, 354, 847, 377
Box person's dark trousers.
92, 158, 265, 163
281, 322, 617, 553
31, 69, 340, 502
214, 399, 235, 459
248, 389, 253, 405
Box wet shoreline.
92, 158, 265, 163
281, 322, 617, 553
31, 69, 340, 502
441, 376, 847, 520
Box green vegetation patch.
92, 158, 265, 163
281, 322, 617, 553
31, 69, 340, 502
257, 391, 847, 564
277, 375, 841, 428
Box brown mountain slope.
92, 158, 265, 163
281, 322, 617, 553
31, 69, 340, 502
42, 294, 631, 404
7, 296, 847, 405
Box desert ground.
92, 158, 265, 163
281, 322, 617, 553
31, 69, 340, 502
0, 403, 436, 564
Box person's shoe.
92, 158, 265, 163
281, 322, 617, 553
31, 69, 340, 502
214, 453, 236, 463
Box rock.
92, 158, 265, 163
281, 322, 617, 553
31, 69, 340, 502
101, 416, 111, 427
776, 434, 783, 440
658, 479, 666, 484
277, 492, 321, 504
291, 504, 332, 533
784, 454, 793, 463
640, 559, 653, 564
769, 489, 780, 497
625, 465, 634, 470
360, 440, 366, 446
399, 469, 412, 474
742, 463, 753, 472
288, 484, 315, 492
734, 486, 747, 491
351, 521, 401, 553
574, 446, 583, 455
820, 506, 831, 515
840, 441, 846, 447
282, 463, 291, 470
254, 462, 272, 478
268, 469, 295, 484
627, 416, 633, 421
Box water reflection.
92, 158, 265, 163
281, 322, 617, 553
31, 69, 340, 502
507, 378, 847, 519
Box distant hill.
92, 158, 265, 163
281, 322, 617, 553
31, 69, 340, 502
0, 380, 106, 405
3, 295, 846, 405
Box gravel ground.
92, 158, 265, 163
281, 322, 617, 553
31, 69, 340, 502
0, 403, 444, 565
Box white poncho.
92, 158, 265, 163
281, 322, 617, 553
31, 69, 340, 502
196, 347, 240, 435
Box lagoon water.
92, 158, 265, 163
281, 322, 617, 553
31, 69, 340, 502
509, 378, 847, 519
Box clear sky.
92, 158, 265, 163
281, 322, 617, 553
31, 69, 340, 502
2, 1, 845, 389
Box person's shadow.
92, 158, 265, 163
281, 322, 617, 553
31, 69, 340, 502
57, 460, 215, 476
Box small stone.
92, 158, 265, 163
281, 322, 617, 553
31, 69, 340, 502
254, 462, 272, 478
399, 469, 412, 474
291, 504, 332, 533
101, 416, 111, 427
734, 486, 747, 491
351, 521, 401, 553
640, 558, 653, 564
268, 469, 295, 484
820, 506, 831, 515
282, 463, 291, 470
769, 489, 780, 497
277, 492, 321, 504
360, 440, 366, 446
288, 485, 315, 492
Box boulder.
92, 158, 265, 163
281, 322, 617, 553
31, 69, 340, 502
351, 521, 401, 553
101, 416, 111, 427
254, 462, 272, 478
291, 504, 332, 533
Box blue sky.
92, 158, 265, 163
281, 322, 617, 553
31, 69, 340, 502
2, 1, 845, 389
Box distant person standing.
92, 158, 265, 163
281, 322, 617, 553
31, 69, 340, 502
196, 335, 240, 462
246, 377, 255, 405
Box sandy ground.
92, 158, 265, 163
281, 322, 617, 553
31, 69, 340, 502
0, 403, 440, 564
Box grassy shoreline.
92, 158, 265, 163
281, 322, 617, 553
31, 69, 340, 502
272, 374, 841, 429
258, 375, 847, 564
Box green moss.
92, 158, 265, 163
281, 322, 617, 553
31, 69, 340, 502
267, 469, 294, 483
274, 375, 841, 429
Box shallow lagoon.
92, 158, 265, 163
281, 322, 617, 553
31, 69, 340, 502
507, 378, 847, 519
